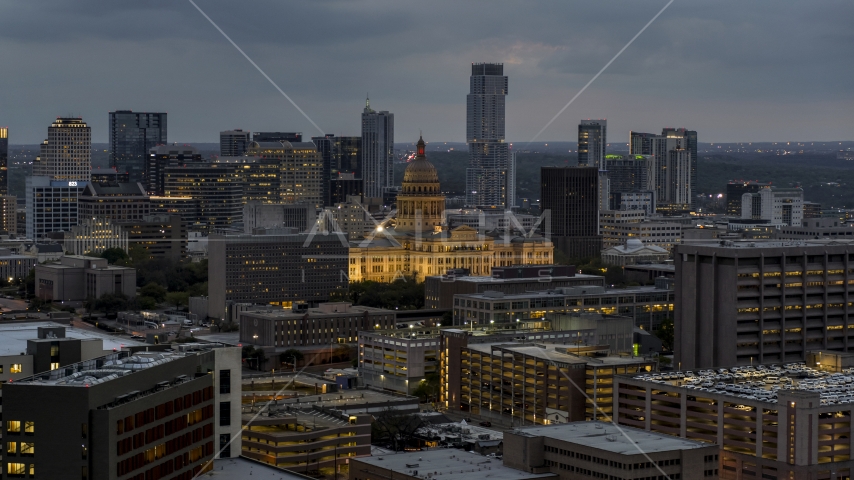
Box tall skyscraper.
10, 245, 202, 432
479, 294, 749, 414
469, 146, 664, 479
466, 63, 510, 208
361, 97, 394, 199
38, 117, 92, 181
577, 120, 607, 167
540, 166, 602, 259
253, 132, 302, 143
109, 111, 167, 183
629, 128, 697, 212
0, 127, 7, 195
220, 129, 251, 156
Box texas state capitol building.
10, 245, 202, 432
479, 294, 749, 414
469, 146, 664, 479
348, 137, 553, 283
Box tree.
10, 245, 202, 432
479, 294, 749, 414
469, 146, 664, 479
165, 291, 189, 310
136, 296, 157, 310
331, 344, 351, 363
101, 248, 129, 265
140, 282, 167, 303
24, 268, 35, 298
280, 349, 304, 368
655, 317, 675, 353
242, 345, 267, 370
371, 408, 426, 451
440, 311, 453, 326
412, 373, 440, 403
94, 293, 130, 315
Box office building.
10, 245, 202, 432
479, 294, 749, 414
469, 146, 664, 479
243, 410, 371, 473
208, 231, 349, 319
466, 63, 511, 208
616, 366, 854, 479
244, 141, 324, 207
320, 195, 373, 240
78, 181, 150, 222
540, 166, 601, 259
726, 181, 769, 216
602, 154, 655, 210
577, 120, 607, 167
602, 219, 682, 251
149, 196, 198, 227
446, 209, 538, 233
0, 195, 16, 234
601, 239, 670, 266
34, 255, 136, 301
242, 202, 315, 234
239, 302, 396, 347
0, 126, 7, 195
330, 173, 363, 205
0, 247, 37, 282
312, 134, 363, 206
64, 217, 128, 256
3, 344, 240, 479
147, 144, 203, 196
777, 217, 854, 240
361, 98, 395, 199
109, 111, 167, 183
25, 177, 86, 240
741, 185, 804, 226
219, 129, 250, 156
212, 154, 284, 204
424, 265, 605, 309
163, 165, 242, 232
253, 132, 302, 143
33, 117, 91, 182
119, 215, 187, 262
90, 167, 129, 184
439, 329, 654, 423
506, 422, 719, 480
330, 136, 362, 177
630, 128, 697, 211
674, 240, 854, 370
453, 283, 674, 331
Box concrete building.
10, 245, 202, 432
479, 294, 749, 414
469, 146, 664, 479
446, 209, 539, 233
540, 166, 601, 259
0, 248, 37, 281
616, 365, 854, 479
239, 302, 395, 348
349, 448, 558, 480
319, 196, 374, 240
577, 120, 607, 167
212, 155, 285, 204
506, 422, 719, 480
452, 284, 674, 331
439, 329, 654, 423
20, 243, 64, 263
424, 265, 605, 310
358, 328, 441, 394
2, 344, 241, 479
149, 195, 198, 227
777, 217, 854, 240
330, 174, 364, 206
32, 117, 91, 182
244, 141, 324, 207
219, 129, 250, 156
361, 98, 394, 199
146, 144, 202, 196
253, 132, 301, 143
119, 215, 187, 262
163, 165, 243, 232
25, 177, 86, 240
0, 195, 16, 234
90, 167, 129, 184
599, 209, 645, 244
64, 217, 128, 256
208, 231, 348, 319
109, 111, 167, 184
742, 186, 804, 226
77, 181, 150, 222
727, 181, 769, 216
34, 255, 136, 301
602, 219, 682, 251
675, 240, 854, 370
466, 63, 512, 208
601, 238, 670, 266
242, 202, 316, 234
242, 410, 371, 473
602, 154, 654, 209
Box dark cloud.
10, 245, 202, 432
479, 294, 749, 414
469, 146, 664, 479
0, 0, 852, 144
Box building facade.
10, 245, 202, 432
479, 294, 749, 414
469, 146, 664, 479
242, 202, 315, 234
252, 132, 301, 143
219, 129, 250, 157
147, 145, 202, 196
244, 141, 324, 207
163, 165, 242, 232
109, 111, 167, 183
119, 215, 187, 262
630, 128, 697, 211
602, 154, 655, 210
726, 181, 769, 216
577, 120, 607, 167
25, 177, 86, 240
541, 166, 601, 259
0, 195, 16, 234
742, 186, 804, 226
65, 217, 128, 256
78, 181, 150, 222
34, 117, 91, 182
361, 98, 394, 199
466, 63, 511, 208
0, 127, 7, 195
35, 255, 136, 301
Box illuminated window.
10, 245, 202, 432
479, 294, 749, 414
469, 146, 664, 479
20, 443, 33, 456
50, 362, 60, 371
10, 364, 22, 374
7, 463, 25, 476
6, 442, 16, 454
24, 422, 33, 435
7, 421, 20, 434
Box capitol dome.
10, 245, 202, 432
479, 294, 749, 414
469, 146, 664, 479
401, 136, 440, 194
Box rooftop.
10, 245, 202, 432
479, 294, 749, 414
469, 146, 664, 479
434, 273, 602, 284
512, 421, 711, 455
353, 448, 554, 480
458, 285, 666, 300
465, 342, 647, 367
0, 321, 145, 356
208, 457, 311, 480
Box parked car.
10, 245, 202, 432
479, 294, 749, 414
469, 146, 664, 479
479, 421, 492, 427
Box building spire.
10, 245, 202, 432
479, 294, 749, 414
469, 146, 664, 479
366, 94, 370, 109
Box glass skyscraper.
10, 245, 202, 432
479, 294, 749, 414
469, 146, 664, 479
0, 127, 7, 195
109, 111, 167, 184
361, 97, 394, 199
466, 63, 512, 208
577, 119, 607, 167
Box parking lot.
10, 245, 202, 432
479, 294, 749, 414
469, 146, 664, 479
635, 362, 854, 406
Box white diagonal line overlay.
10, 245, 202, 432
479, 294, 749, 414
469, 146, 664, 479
529, 0, 675, 144
188, 0, 325, 136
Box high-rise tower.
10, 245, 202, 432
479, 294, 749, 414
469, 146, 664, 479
0, 127, 7, 195
577, 120, 607, 167
630, 128, 697, 212
466, 63, 510, 208
220, 129, 251, 156
361, 97, 394, 199
109, 111, 167, 183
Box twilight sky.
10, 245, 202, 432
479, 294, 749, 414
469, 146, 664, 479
0, 0, 852, 144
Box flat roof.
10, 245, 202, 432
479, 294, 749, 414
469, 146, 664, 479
272, 389, 416, 411
467, 343, 649, 367
0, 321, 145, 357
354, 448, 554, 480
209, 457, 310, 480
443, 274, 602, 284
512, 422, 711, 455
459, 286, 665, 300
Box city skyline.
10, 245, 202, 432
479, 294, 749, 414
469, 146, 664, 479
0, 1, 852, 144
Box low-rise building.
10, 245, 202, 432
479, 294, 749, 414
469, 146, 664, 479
34, 255, 136, 301
505, 422, 719, 480
243, 202, 316, 234
349, 448, 558, 480
600, 238, 670, 266
777, 217, 854, 240
424, 265, 605, 309
0, 247, 37, 282
602, 220, 683, 250
118, 215, 187, 262
64, 217, 128, 256
77, 181, 150, 222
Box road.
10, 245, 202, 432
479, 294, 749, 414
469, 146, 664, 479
0, 297, 28, 312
